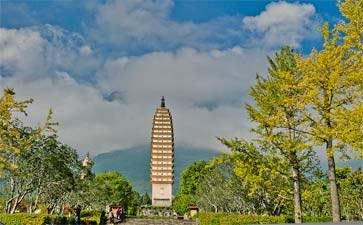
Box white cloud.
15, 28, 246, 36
89, 0, 244, 51
96, 47, 268, 150
87, 0, 320, 52
242, 1, 319, 48
0, 0, 322, 156
0, 26, 269, 155
0, 28, 45, 78
0, 26, 100, 81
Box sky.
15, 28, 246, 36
0, 0, 343, 156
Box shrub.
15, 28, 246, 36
197, 213, 334, 225
0, 213, 78, 225
198, 212, 289, 225
0, 213, 46, 225
81, 210, 101, 224
304, 216, 332, 222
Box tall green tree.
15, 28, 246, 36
195, 154, 249, 214
2, 131, 81, 214
246, 46, 316, 223
179, 161, 210, 196
173, 160, 210, 215
79, 172, 135, 211
34, 135, 81, 214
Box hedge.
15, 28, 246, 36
0, 213, 98, 225
197, 213, 332, 225
0, 213, 47, 225
304, 216, 332, 223
198, 213, 289, 225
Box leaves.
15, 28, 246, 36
0, 88, 57, 175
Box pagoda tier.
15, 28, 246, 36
150, 96, 174, 206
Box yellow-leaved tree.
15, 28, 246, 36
0, 88, 56, 176
297, 0, 363, 222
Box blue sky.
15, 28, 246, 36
0, 0, 345, 155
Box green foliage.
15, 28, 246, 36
128, 191, 141, 215
140, 192, 151, 205
80, 210, 102, 224
245, 46, 319, 223
219, 139, 292, 215
198, 212, 289, 225
2, 131, 81, 214
179, 160, 210, 195
195, 154, 251, 214
173, 194, 195, 215
336, 166, 363, 220
173, 160, 210, 215
302, 178, 331, 217
0, 88, 56, 176
304, 216, 332, 222
0, 213, 46, 225
0, 213, 76, 225
77, 171, 136, 212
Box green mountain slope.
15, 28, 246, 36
92, 146, 219, 194
92, 146, 362, 195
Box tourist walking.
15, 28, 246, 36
74, 205, 81, 225
116, 207, 121, 220
108, 210, 115, 225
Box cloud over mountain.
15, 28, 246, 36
0, 1, 323, 155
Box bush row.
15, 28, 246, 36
0, 213, 98, 225
197, 212, 332, 225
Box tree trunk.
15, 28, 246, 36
10, 192, 27, 214
327, 140, 341, 222
6, 199, 13, 213
293, 167, 302, 223
10, 195, 19, 214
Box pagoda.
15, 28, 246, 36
150, 96, 174, 206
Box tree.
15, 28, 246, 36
301, 172, 330, 217
195, 154, 248, 214
173, 194, 195, 215
220, 139, 292, 216
173, 160, 210, 215
0, 88, 56, 176
246, 46, 317, 223
298, 19, 363, 221
140, 192, 151, 206
0, 88, 34, 174
79, 172, 135, 211
337, 0, 363, 53
336, 166, 363, 221
179, 161, 210, 196
2, 131, 81, 214
34, 135, 81, 214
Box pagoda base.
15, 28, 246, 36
152, 183, 172, 206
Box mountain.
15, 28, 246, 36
92, 145, 220, 194
92, 146, 362, 195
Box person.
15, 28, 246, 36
99, 210, 106, 225
74, 205, 81, 225
116, 207, 121, 220
108, 210, 115, 225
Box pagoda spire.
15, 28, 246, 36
161, 96, 165, 107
